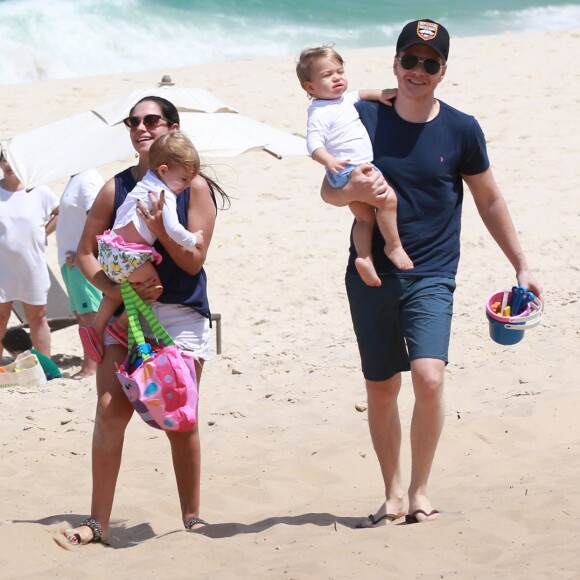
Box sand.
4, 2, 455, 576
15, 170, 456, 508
1, 27, 579, 579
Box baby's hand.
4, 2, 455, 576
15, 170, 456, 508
193, 230, 204, 248
379, 88, 397, 106
326, 158, 350, 174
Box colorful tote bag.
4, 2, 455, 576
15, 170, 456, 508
115, 283, 198, 431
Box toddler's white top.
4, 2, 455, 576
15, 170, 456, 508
113, 170, 197, 248
306, 90, 373, 165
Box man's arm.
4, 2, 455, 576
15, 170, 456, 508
464, 168, 544, 302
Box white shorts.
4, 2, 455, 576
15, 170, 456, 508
103, 302, 212, 361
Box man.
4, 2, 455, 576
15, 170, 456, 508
321, 19, 543, 526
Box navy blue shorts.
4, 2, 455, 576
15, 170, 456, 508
345, 271, 456, 381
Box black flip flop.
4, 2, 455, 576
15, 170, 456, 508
405, 509, 440, 524
356, 512, 403, 528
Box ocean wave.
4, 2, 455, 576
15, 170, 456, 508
0, 0, 579, 85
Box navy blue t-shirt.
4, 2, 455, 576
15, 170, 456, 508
350, 100, 490, 279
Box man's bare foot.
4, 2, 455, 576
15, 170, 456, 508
385, 245, 414, 270
355, 257, 382, 286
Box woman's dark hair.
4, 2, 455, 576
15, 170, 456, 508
130, 96, 180, 126
130, 96, 230, 210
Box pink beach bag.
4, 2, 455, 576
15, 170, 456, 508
115, 283, 198, 431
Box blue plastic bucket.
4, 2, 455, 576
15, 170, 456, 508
486, 312, 525, 345
485, 290, 543, 346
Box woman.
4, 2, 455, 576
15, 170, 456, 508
0, 152, 59, 361
63, 97, 228, 545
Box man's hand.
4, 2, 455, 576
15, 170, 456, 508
516, 271, 544, 306
321, 164, 392, 208
348, 164, 391, 206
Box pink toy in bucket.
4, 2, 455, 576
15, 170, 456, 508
485, 287, 542, 345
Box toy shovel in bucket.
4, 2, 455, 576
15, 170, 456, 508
486, 289, 543, 345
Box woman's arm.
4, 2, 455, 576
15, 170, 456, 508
142, 174, 216, 276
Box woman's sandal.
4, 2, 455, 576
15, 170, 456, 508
184, 517, 209, 530
66, 517, 103, 545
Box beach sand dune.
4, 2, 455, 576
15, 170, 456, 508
1, 28, 579, 579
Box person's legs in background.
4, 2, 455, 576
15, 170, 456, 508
22, 303, 50, 356
0, 301, 13, 361
62, 264, 103, 378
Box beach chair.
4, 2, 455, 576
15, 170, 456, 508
211, 312, 222, 355
11, 267, 77, 332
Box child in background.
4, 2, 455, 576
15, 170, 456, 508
296, 45, 413, 286
2, 327, 62, 380
79, 132, 204, 363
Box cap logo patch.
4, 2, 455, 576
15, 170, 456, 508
416, 20, 438, 41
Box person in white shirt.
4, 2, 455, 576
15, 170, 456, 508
0, 152, 58, 361
79, 132, 204, 363
56, 169, 105, 379
297, 45, 413, 286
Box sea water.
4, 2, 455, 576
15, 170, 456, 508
0, 0, 579, 84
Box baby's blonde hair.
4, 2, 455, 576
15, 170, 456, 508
295, 45, 344, 93
149, 132, 200, 177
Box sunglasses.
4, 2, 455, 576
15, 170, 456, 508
397, 54, 443, 75
123, 114, 168, 129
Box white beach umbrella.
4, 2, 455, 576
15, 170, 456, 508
4, 76, 307, 189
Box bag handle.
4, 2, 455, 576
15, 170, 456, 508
121, 282, 175, 359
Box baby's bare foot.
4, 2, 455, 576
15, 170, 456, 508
386, 246, 414, 270
355, 257, 382, 286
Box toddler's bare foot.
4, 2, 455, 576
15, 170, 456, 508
386, 246, 414, 270
355, 257, 382, 287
